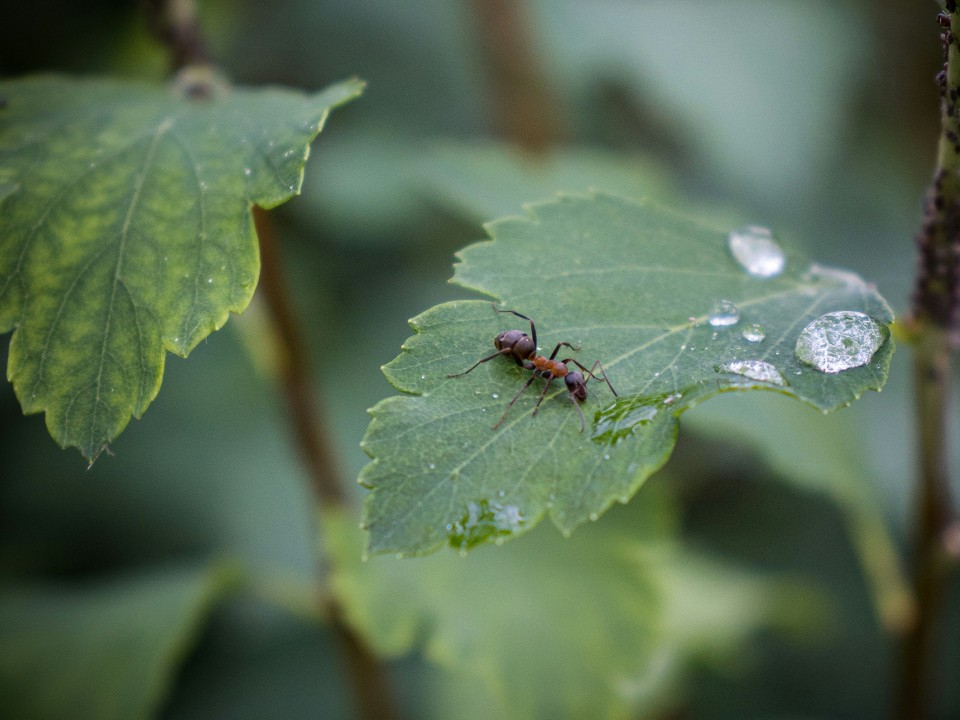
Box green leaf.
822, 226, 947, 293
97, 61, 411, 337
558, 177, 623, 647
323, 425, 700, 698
327, 494, 799, 720
360, 194, 894, 555
329, 502, 666, 720
0, 74, 363, 460
0, 562, 239, 720
416, 141, 671, 221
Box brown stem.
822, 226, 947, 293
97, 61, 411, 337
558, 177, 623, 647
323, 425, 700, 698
253, 207, 346, 507
467, 0, 563, 152
898, 6, 960, 718
897, 329, 954, 720
254, 207, 401, 720
142, 0, 213, 71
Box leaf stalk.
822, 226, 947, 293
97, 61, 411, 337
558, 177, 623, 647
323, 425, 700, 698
898, 4, 960, 717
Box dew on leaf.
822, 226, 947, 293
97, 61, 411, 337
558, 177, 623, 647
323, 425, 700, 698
794, 311, 886, 373
728, 225, 785, 278
708, 299, 740, 327
447, 499, 525, 551
742, 323, 766, 342
718, 359, 786, 386
592, 396, 660, 445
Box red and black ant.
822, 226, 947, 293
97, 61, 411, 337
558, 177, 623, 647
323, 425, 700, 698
447, 305, 618, 431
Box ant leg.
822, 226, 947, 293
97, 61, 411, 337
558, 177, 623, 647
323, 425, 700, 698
548, 341, 580, 360
564, 359, 618, 397
447, 348, 510, 377
567, 393, 586, 432
493, 305, 537, 349
492, 374, 537, 429
531, 375, 556, 416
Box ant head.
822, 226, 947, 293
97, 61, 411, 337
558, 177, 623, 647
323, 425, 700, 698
495, 329, 535, 360
565, 371, 587, 402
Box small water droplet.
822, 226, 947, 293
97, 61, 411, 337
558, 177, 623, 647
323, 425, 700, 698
728, 225, 786, 278
742, 323, 766, 342
428, 463, 436, 470
497, 490, 505, 497
420, 374, 425, 379
794, 311, 886, 373
206, 277, 213, 284
199, 181, 208, 190
491, 393, 499, 399
589, 512, 599, 521
718, 359, 786, 386
708, 299, 740, 327
243, 167, 252, 176
603, 453, 610, 460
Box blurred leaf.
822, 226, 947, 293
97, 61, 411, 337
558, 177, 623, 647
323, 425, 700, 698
360, 194, 895, 556
416, 141, 671, 221
0, 74, 363, 460
0, 561, 239, 720
537, 0, 868, 206
328, 499, 670, 720
685, 392, 912, 632
328, 490, 798, 720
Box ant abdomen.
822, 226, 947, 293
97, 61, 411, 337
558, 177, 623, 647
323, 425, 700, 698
495, 330, 535, 364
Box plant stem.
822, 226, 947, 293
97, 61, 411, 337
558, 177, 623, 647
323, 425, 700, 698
899, 5, 960, 718
253, 207, 346, 507
146, 1, 398, 715
142, 0, 212, 70
897, 329, 954, 719
467, 0, 563, 152
254, 207, 401, 720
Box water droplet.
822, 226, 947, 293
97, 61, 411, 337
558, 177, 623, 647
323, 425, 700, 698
243, 167, 252, 176
428, 463, 436, 470
603, 453, 610, 460
728, 225, 786, 278
708, 299, 740, 327
589, 512, 599, 521
794, 311, 886, 373
592, 396, 660, 444
491, 393, 499, 399
447, 499, 524, 551
420, 374, 425, 380
199, 181, 208, 190
206, 277, 213, 284
742, 324, 766, 342
718, 359, 787, 386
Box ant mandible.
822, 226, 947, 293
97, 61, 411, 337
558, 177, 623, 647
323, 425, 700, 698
447, 305, 618, 431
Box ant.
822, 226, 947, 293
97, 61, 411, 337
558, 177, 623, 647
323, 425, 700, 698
447, 305, 618, 431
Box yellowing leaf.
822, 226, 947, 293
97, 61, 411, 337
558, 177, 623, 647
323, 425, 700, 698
0, 75, 362, 459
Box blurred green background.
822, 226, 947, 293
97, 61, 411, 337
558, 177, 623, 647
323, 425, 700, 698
1, 1, 958, 718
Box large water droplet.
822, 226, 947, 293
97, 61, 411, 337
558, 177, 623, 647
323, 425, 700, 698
728, 225, 786, 278
708, 299, 740, 327
742, 324, 765, 342
794, 311, 885, 373
719, 359, 786, 386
